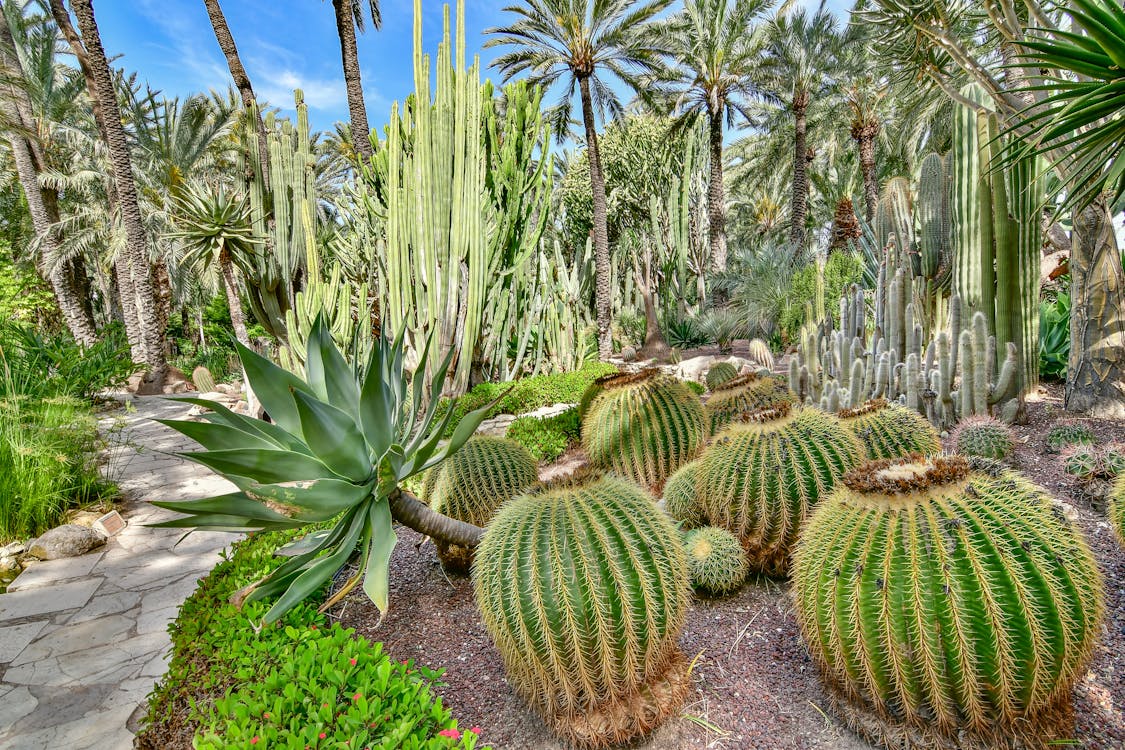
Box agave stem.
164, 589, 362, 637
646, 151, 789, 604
388, 488, 484, 548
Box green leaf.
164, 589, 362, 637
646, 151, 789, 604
181, 449, 341, 484
233, 476, 374, 520
150, 491, 302, 522
305, 315, 359, 414
362, 497, 397, 615
164, 397, 311, 454
292, 390, 373, 482
234, 341, 312, 435
157, 419, 279, 452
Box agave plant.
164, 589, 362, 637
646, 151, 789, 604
152, 317, 495, 624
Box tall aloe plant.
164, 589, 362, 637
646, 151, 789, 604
152, 317, 495, 624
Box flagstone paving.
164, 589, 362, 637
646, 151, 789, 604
0, 396, 239, 750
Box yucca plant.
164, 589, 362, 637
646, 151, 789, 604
838, 398, 941, 461
704, 371, 794, 433
473, 471, 690, 748
793, 454, 1104, 749
153, 317, 496, 624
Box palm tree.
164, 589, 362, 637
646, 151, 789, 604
329, 0, 379, 163
758, 1, 838, 250
836, 20, 884, 223
486, 0, 671, 358
654, 0, 772, 274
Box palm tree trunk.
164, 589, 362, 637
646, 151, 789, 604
69, 0, 166, 390
332, 0, 373, 163
1065, 195, 1125, 417
789, 95, 809, 249
854, 119, 878, 223
707, 109, 727, 274
578, 75, 612, 359
220, 253, 251, 348
113, 258, 143, 360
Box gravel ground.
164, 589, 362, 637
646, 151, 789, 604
331, 381, 1125, 750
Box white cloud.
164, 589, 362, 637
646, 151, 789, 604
252, 66, 348, 111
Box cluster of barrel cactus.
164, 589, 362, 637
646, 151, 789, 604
951, 413, 1015, 460
1063, 443, 1125, 483
473, 471, 690, 748
662, 459, 705, 528
705, 362, 739, 391
683, 526, 748, 596
704, 372, 794, 433
581, 369, 707, 491
1046, 422, 1095, 453
696, 403, 863, 575
793, 454, 1103, 750
837, 398, 941, 460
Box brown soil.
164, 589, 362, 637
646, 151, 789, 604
330, 381, 1125, 750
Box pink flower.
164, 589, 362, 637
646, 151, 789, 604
469, 727, 481, 735
349, 657, 357, 666
263, 713, 270, 719
352, 693, 362, 701
438, 729, 461, 740
250, 738, 259, 746
319, 732, 327, 739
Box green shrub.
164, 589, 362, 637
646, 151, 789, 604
139, 530, 485, 750
1039, 293, 1069, 381
0, 322, 138, 401
506, 407, 580, 462
779, 252, 864, 343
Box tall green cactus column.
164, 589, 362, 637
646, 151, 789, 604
951, 83, 995, 329
1009, 154, 1043, 392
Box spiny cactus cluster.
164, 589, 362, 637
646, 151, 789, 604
837, 398, 941, 461
704, 372, 794, 434
705, 362, 739, 391
581, 369, 706, 491
473, 471, 690, 748
1046, 421, 1094, 453
793, 454, 1104, 750
1063, 443, 1125, 483
683, 526, 748, 596
191, 366, 216, 394
696, 403, 862, 575
951, 414, 1015, 460
422, 436, 538, 571
662, 459, 705, 528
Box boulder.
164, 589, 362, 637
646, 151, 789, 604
671, 355, 753, 384
27, 524, 106, 560
215, 383, 241, 397
1, 541, 26, 557
160, 366, 194, 395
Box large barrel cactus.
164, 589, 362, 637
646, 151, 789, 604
952, 414, 1015, 460
838, 398, 941, 461
704, 372, 794, 433
663, 459, 705, 528
697, 403, 862, 575
705, 361, 739, 391
793, 454, 1104, 750
581, 369, 706, 491
473, 472, 691, 748
422, 436, 538, 571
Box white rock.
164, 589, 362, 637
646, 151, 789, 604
671, 355, 753, 384
27, 525, 106, 560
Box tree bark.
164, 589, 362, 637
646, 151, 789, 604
1064, 196, 1125, 417
789, 94, 809, 249
854, 119, 879, 223
707, 109, 727, 274
220, 253, 251, 348
68, 0, 166, 390
579, 75, 612, 359
388, 487, 483, 548
332, 0, 373, 163
635, 250, 670, 361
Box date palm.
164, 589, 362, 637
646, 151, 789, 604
654, 0, 773, 274
329, 0, 379, 163
486, 0, 671, 358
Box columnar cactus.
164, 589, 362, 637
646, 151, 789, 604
705, 362, 739, 391
683, 526, 748, 596
581, 369, 707, 491
473, 472, 691, 748
191, 366, 216, 393
662, 459, 705, 528
837, 398, 941, 461
746, 339, 775, 371
951, 414, 1015, 460
696, 403, 863, 575
793, 454, 1104, 750
704, 372, 794, 434
423, 436, 538, 571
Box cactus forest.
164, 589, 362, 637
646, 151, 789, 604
1, 0, 1124, 749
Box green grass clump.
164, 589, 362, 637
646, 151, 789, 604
951, 414, 1015, 460
793, 455, 1103, 750
137, 530, 485, 750
683, 526, 748, 596
506, 407, 580, 462
1045, 421, 1094, 453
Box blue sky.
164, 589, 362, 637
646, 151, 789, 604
93, 0, 851, 134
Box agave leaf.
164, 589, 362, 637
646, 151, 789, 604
182, 448, 341, 484
411, 399, 498, 477
358, 349, 393, 459
165, 397, 311, 454
305, 315, 359, 414
233, 476, 373, 520
291, 390, 372, 482
362, 497, 397, 615
276, 529, 333, 557
157, 419, 279, 453
235, 341, 312, 435
150, 491, 300, 521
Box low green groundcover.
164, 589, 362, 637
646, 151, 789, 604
138, 530, 485, 750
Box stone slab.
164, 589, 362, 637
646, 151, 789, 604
11, 614, 134, 666
0, 578, 102, 623
0, 621, 48, 662
6, 552, 103, 593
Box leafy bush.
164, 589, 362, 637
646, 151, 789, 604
506, 407, 580, 462
662, 312, 708, 350
0, 322, 138, 401
139, 529, 485, 750
1039, 293, 1070, 380
779, 251, 865, 343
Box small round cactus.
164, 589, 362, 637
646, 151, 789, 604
1046, 421, 1094, 453
683, 526, 748, 596
581, 369, 707, 491
696, 403, 863, 575
473, 472, 690, 748
951, 414, 1015, 460
837, 398, 941, 461
705, 361, 739, 391
662, 459, 705, 528
423, 435, 538, 571
704, 371, 794, 433
793, 454, 1104, 750
1063, 445, 1102, 483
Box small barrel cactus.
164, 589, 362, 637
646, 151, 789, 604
473, 472, 691, 748
951, 414, 1015, 460
683, 526, 748, 596
422, 436, 538, 571
705, 361, 739, 391
837, 398, 941, 461
191, 366, 217, 393
746, 338, 775, 370
1111, 474, 1125, 546
696, 403, 863, 575
581, 369, 707, 491
793, 454, 1104, 750
1046, 421, 1094, 453
662, 459, 704, 528
704, 372, 794, 434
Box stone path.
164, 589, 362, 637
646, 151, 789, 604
0, 396, 239, 750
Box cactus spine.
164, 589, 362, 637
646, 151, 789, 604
793, 455, 1103, 750
473, 473, 690, 748
837, 398, 941, 461
683, 526, 749, 596
1111, 474, 1125, 546
696, 404, 863, 575
951, 414, 1016, 460
663, 459, 705, 528
705, 372, 793, 433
